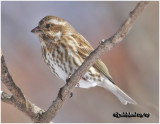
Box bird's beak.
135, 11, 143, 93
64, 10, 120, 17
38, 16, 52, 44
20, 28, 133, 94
31, 26, 42, 34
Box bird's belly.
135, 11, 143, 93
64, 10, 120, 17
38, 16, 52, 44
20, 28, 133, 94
45, 55, 102, 88
78, 68, 103, 88
50, 62, 68, 81
41, 45, 103, 88
45, 59, 69, 81
42, 48, 69, 81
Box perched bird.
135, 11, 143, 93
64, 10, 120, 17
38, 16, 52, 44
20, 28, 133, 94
31, 15, 136, 105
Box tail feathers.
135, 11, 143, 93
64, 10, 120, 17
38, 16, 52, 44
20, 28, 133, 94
113, 85, 137, 105
100, 80, 137, 105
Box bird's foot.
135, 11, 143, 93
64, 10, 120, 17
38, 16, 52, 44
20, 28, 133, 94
66, 74, 72, 83
58, 87, 64, 101
70, 92, 73, 98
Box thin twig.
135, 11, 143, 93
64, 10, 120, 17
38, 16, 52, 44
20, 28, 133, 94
1, 54, 25, 103
1, 1, 150, 123
1, 54, 45, 122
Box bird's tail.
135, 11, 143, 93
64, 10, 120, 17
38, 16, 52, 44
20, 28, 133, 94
98, 79, 137, 105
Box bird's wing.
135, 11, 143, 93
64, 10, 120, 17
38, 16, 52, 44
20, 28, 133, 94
71, 33, 114, 83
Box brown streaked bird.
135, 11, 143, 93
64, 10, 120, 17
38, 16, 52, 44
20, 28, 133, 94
31, 15, 136, 105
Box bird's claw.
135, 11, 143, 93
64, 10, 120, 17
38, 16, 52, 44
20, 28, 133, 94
66, 74, 72, 83
70, 92, 73, 98
58, 87, 64, 101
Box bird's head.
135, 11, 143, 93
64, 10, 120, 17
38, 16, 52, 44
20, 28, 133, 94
31, 15, 74, 38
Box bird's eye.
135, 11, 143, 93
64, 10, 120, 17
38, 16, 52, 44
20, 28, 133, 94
45, 24, 51, 29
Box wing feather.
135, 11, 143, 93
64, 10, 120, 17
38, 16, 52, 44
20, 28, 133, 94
71, 33, 114, 83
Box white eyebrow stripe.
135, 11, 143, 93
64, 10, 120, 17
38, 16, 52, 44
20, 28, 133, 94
48, 19, 66, 25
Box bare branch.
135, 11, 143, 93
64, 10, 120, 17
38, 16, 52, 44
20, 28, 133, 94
1, 53, 25, 103
1, 54, 45, 123
1, 91, 15, 105
1, 1, 150, 123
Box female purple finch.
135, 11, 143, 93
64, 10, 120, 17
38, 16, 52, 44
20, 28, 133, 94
31, 15, 136, 105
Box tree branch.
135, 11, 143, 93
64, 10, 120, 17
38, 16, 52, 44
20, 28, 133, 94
1, 91, 15, 105
1, 53, 45, 122
1, 1, 150, 123
1, 53, 25, 103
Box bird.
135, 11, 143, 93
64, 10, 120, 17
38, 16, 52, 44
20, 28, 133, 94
31, 15, 136, 105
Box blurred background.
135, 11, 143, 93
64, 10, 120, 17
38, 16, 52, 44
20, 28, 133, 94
1, 1, 159, 123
